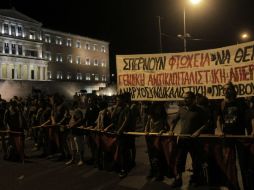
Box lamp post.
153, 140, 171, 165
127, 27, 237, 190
182, 0, 202, 52
157, 16, 163, 53
183, 6, 187, 52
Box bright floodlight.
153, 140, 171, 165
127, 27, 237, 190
190, 0, 202, 5
241, 33, 249, 39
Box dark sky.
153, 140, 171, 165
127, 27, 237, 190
2, 0, 254, 75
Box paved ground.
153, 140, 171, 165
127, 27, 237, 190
0, 136, 230, 190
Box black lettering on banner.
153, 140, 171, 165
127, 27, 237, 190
234, 48, 244, 63
119, 82, 254, 100
234, 45, 254, 63
213, 49, 231, 65
234, 83, 254, 96
122, 56, 166, 71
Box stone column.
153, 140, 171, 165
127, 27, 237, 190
6, 64, 10, 79
14, 64, 17, 79
20, 64, 23, 79
40, 66, 43, 80
45, 67, 48, 80
34, 66, 38, 80
28, 64, 31, 80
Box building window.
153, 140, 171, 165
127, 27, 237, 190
45, 51, 51, 61
18, 45, 23, 55
101, 60, 106, 67
31, 70, 35, 80
76, 73, 82, 80
3, 24, 8, 34
66, 38, 72, 47
11, 25, 16, 36
17, 26, 22, 36
11, 44, 16, 54
29, 31, 35, 40
94, 59, 98, 66
93, 44, 97, 51
56, 54, 63, 62
76, 56, 81, 64
11, 69, 15, 79
85, 43, 90, 50
85, 73, 91, 80
95, 74, 99, 81
102, 75, 106, 81
45, 35, 51, 43
56, 37, 62, 45
85, 58, 90, 65
101, 46, 106, 52
57, 71, 63, 79
47, 71, 52, 79
4, 43, 9, 54
76, 40, 81, 48
25, 50, 38, 57
67, 73, 71, 80
67, 55, 72, 63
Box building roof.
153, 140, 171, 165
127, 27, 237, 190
43, 28, 109, 45
0, 8, 41, 25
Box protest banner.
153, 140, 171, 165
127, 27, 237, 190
116, 41, 254, 100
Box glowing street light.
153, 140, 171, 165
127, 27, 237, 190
181, 0, 202, 51
241, 32, 249, 40
237, 32, 251, 44
190, 0, 202, 5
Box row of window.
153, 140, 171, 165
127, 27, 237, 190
44, 52, 107, 66
4, 43, 23, 55
2, 23, 42, 41
45, 35, 106, 52
2, 43, 107, 65
48, 72, 107, 81
2, 23, 23, 37
1, 23, 107, 53
3, 43, 38, 57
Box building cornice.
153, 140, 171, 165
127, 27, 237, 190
42, 28, 109, 45
0, 34, 44, 44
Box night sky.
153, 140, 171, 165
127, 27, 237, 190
1, 0, 254, 77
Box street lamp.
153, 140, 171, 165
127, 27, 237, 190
240, 32, 249, 41
237, 32, 250, 44
181, 0, 202, 52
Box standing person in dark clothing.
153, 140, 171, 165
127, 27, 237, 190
83, 95, 100, 165
105, 94, 131, 178
0, 95, 7, 159
50, 93, 70, 160
36, 99, 52, 157
145, 102, 168, 181
4, 100, 26, 162
124, 93, 141, 168
94, 100, 112, 170
170, 91, 209, 188
216, 82, 250, 190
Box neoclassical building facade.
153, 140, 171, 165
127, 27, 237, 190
0, 8, 110, 94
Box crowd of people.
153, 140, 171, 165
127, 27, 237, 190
0, 82, 254, 190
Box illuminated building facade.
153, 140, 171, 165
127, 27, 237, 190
0, 8, 110, 95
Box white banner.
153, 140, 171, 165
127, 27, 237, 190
116, 41, 254, 100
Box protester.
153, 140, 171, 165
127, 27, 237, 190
215, 82, 250, 190
145, 101, 168, 181
170, 91, 209, 188
65, 101, 84, 166
105, 93, 131, 178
